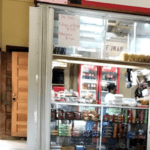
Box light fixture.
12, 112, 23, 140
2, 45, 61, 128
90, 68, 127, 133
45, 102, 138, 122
53, 59, 142, 69
53, 61, 67, 68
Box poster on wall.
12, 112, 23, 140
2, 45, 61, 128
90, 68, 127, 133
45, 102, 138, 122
82, 0, 150, 14
58, 14, 80, 47
104, 41, 127, 59
37, 0, 68, 4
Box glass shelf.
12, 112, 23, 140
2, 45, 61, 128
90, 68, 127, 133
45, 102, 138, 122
51, 102, 149, 109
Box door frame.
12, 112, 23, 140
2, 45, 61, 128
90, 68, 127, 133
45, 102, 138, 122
0, 45, 28, 137
6, 45, 28, 53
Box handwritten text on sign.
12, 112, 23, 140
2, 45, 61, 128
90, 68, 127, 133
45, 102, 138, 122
58, 14, 80, 47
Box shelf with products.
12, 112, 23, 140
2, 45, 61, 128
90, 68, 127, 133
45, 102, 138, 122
101, 80, 116, 84
51, 135, 100, 138
52, 84, 65, 86
81, 89, 96, 92
101, 91, 108, 93
81, 79, 97, 84
51, 119, 100, 122
102, 121, 148, 125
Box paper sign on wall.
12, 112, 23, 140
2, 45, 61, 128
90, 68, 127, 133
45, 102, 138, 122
58, 14, 80, 47
37, 0, 68, 4
104, 41, 127, 57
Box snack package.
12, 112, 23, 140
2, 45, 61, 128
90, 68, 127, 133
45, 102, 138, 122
51, 109, 56, 120
128, 110, 132, 123
125, 110, 128, 123
132, 110, 136, 124
140, 110, 144, 124
65, 112, 75, 120
62, 146, 75, 150
56, 109, 64, 119
144, 110, 148, 124
74, 112, 81, 120
113, 124, 117, 138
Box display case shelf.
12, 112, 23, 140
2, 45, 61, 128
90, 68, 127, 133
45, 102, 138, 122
52, 102, 149, 109
51, 119, 100, 122
102, 121, 148, 125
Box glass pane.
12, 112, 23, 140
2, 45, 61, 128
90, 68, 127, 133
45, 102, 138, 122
50, 104, 101, 150
53, 9, 106, 59
102, 107, 148, 150
135, 23, 150, 55
80, 65, 97, 103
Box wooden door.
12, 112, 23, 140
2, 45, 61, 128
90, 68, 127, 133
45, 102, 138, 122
11, 52, 28, 137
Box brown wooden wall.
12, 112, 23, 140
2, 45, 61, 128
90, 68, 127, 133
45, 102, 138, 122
0, 51, 12, 139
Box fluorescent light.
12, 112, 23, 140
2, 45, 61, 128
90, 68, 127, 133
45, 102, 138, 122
54, 59, 142, 69
53, 61, 67, 68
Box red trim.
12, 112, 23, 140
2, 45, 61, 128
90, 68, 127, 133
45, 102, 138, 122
96, 66, 100, 104
117, 68, 120, 94
98, 66, 102, 104
78, 64, 82, 96
82, 0, 150, 14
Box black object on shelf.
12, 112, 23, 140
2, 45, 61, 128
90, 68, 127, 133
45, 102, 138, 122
52, 69, 64, 84
53, 47, 66, 55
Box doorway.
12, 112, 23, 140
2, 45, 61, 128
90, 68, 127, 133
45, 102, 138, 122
0, 46, 28, 140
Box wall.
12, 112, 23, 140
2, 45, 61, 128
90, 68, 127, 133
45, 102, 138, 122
0, 0, 34, 139
2, 0, 34, 51
119, 68, 137, 98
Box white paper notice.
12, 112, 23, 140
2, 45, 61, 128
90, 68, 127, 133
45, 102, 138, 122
58, 14, 80, 47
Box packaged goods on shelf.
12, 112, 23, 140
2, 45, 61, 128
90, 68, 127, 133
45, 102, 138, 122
61, 146, 75, 150
137, 97, 149, 106
121, 53, 150, 63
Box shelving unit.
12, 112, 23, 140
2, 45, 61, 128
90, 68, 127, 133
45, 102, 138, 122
52, 84, 65, 86
53, 54, 150, 69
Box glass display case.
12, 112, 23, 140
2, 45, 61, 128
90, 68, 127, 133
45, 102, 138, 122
50, 103, 148, 150
28, 4, 150, 150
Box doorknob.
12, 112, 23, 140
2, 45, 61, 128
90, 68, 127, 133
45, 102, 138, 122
13, 93, 16, 96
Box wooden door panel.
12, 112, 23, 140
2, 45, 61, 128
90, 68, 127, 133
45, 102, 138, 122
18, 103, 27, 110
18, 80, 28, 89
18, 57, 28, 65
17, 114, 27, 122
11, 52, 28, 137
18, 125, 27, 132
18, 69, 28, 77
18, 92, 28, 100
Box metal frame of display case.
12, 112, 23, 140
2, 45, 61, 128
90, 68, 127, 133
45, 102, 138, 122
28, 4, 150, 150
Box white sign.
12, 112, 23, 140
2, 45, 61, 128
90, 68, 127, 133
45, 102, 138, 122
104, 41, 127, 57
58, 14, 80, 47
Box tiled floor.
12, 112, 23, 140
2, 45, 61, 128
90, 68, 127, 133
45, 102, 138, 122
0, 140, 27, 150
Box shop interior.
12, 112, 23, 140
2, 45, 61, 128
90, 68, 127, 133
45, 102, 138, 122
51, 62, 149, 150
50, 5, 150, 150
